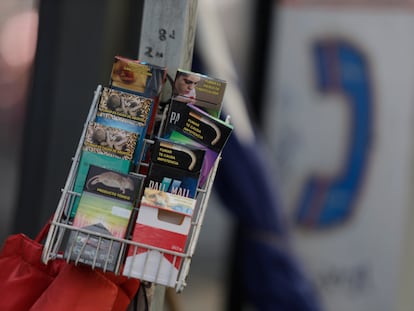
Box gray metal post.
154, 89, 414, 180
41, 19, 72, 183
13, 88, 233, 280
136, 1, 198, 309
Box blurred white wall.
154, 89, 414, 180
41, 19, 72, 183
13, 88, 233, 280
263, 2, 414, 311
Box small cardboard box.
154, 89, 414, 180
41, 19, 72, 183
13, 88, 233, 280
123, 188, 196, 287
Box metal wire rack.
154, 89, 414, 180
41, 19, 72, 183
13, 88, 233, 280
41, 84, 221, 293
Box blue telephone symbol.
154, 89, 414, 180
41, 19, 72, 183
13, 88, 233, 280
296, 39, 374, 228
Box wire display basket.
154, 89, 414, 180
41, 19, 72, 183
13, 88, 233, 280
41, 85, 221, 292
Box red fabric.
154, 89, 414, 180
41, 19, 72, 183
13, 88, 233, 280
30, 265, 139, 311
0, 233, 64, 311
0, 227, 140, 311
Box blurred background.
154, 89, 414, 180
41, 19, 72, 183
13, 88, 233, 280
2, 0, 414, 310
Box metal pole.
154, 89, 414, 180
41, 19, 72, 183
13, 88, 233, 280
136, 1, 198, 309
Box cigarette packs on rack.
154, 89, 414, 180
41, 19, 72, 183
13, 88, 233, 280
97, 87, 153, 125
143, 137, 205, 198
122, 187, 196, 287
150, 137, 205, 172
69, 122, 138, 218
64, 165, 141, 272
96, 86, 154, 165
109, 56, 167, 139
172, 69, 226, 118
162, 100, 233, 187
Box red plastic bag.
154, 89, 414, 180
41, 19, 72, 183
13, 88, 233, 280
0, 222, 140, 311
30, 264, 139, 311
